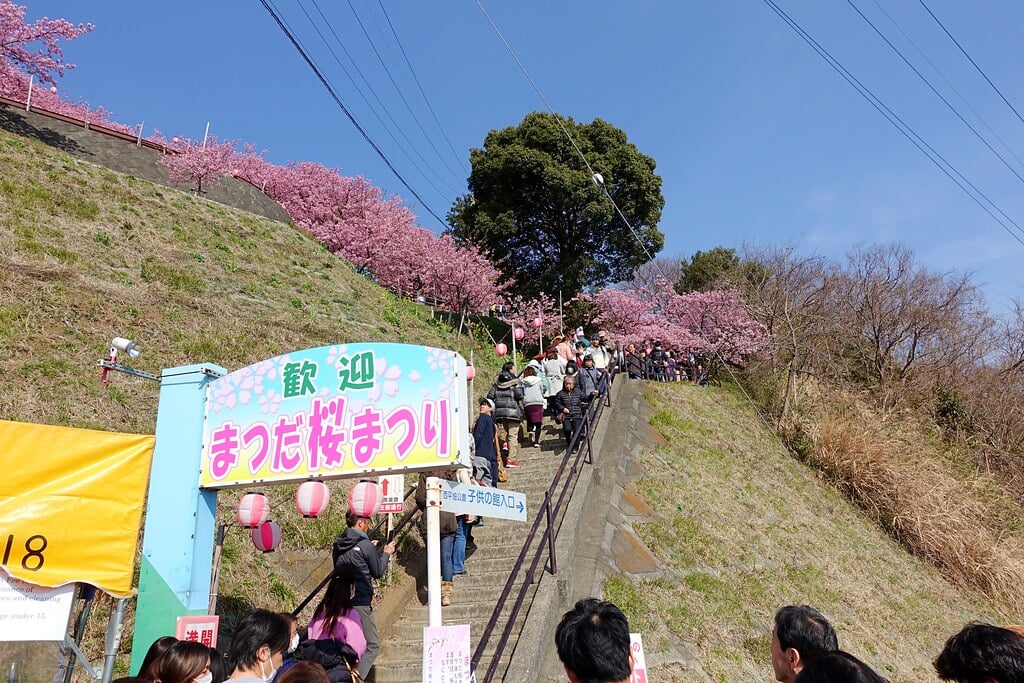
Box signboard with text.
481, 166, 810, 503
439, 480, 526, 521
0, 573, 75, 641
630, 633, 648, 683
200, 344, 469, 488
423, 624, 471, 682
378, 474, 406, 514
176, 615, 219, 647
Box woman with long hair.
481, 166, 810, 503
149, 641, 211, 683
307, 573, 367, 662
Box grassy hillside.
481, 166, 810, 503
607, 382, 1022, 682
0, 126, 505, 675
0, 127, 505, 433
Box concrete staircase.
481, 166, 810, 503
372, 423, 577, 682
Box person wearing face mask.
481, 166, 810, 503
270, 613, 302, 682
149, 641, 212, 683
227, 609, 291, 682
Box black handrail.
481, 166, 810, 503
291, 484, 419, 617
471, 370, 615, 680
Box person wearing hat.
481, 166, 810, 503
472, 397, 500, 487
588, 333, 613, 371
332, 511, 396, 678
487, 363, 525, 473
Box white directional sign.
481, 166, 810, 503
439, 479, 526, 521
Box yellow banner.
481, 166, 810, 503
0, 420, 154, 597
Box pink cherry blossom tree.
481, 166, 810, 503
159, 136, 238, 194
0, 1, 91, 87
588, 279, 768, 364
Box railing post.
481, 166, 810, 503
545, 491, 557, 575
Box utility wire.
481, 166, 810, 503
760, 0, 1024, 248
259, 0, 448, 228
344, 0, 466, 185
917, 0, 1024, 129
298, 0, 460, 199
868, 0, 1024, 174
845, 0, 1024, 189
375, 0, 470, 175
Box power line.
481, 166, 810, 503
297, 0, 461, 199
845, 0, 1024, 189
343, 0, 466, 185
867, 0, 1024, 174
259, 0, 449, 228
760, 0, 1024, 248
917, 0, 1024, 130
374, 0, 470, 176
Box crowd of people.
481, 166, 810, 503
121, 598, 1024, 682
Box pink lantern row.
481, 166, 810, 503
513, 327, 525, 341
495, 343, 508, 356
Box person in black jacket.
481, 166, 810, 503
486, 363, 525, 471
552, 375, 586, 447
332, 512, 395, 679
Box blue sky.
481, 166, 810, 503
26, 1, 1024, 311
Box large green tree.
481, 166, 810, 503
448, 112, 665, 299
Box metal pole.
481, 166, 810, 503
101, 598, 127, 683
511, 326, 518, 373
470, 350, 475, 402
544, 492, 557, 575
202, 121, 210, 148
539, 303, 544, 353
426, 476, 442, 627
559, 290, 563, 334
209, 524, 227, 614
26, 75, 33, 112
136, 122, 144, 147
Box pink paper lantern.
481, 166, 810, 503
172, 136, 179, 144
531, 317, 542, 328
237, 492, 270, 528
495, 343, 508, 357
466, 365, 476, 381
513, 327, 525, 341
295, 481, 331, 518
348, 480, 382, 518
251, 520, 281, 553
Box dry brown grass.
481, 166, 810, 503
795, 387, 1024, 611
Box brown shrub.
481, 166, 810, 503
800, 403, 1024, 610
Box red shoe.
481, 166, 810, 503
506, 460, 521, 468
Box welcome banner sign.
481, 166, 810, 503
200, 343, 470, 488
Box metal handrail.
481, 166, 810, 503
291, 484, 419, 616
471, 370, 615, 680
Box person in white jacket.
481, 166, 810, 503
520, 365, 546, 447
541, 348, 567, 414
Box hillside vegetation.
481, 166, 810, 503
608, 382, 1023, 682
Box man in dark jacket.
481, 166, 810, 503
486, 363, 524, 473
333, 511, 396, 679
553, 375, 586, 447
